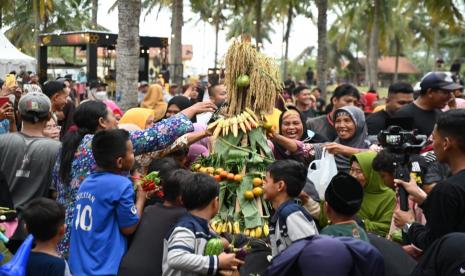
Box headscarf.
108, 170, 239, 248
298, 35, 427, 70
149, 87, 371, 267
333, 106, 370, 172
352, 151, 396, 237
119, 108, 155, 130
166, 95, 192, 116
103, 99, 123, 118
141, 84, 167, 121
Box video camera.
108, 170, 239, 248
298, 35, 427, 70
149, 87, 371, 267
378, 125, 427, 243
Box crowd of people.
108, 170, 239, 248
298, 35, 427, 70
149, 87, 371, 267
0, 69, 465, 276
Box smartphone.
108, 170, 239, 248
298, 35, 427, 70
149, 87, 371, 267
0, 96, 9, 107
4, 74, 16, 89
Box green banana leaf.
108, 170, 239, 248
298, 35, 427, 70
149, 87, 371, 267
237, 175, 262, 228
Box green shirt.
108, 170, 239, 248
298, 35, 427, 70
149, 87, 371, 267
321, 223, 370, 242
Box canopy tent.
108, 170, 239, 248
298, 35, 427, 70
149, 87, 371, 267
0, 32, 36, 78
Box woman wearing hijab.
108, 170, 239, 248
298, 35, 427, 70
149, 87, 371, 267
119, 108, 155, 130
316, 106, 372, 172
350, 151, 396, 237
141, 84, 167, 121
270, 107, 326, 165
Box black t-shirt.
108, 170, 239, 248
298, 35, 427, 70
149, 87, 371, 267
300, 108, 317, 123
366, 110, 390, 136
408, 169, 465, 250
27, 252, 70, 276
118, 203, 187, 276
307, 115, 335, 142
394, 103, 441, 136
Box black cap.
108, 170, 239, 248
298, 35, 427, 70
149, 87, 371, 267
88, 79, 107, 89
420, 72, 463, 91
325, 172, 364, 216
43, 80, 66, 98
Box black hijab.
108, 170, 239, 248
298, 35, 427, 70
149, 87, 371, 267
166, 96, 192, 116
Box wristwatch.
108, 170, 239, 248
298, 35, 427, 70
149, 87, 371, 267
403, 221, 414, 233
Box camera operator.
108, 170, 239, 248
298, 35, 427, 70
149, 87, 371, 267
394, 109, 465, 251
372, 150, 445, 242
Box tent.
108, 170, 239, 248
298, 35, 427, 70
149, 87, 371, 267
0, 32, 36, 78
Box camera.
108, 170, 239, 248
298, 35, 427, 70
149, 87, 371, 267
378, 126, 427, 153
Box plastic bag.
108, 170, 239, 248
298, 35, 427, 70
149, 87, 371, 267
0, 234, 34, 276
306, 149, 338, 200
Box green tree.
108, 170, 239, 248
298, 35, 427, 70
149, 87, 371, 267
0, 0, 15, 28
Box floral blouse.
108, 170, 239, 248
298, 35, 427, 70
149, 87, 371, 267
53, 113, 193, 256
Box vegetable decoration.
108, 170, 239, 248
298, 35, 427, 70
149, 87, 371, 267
133, 171, 163, 198
191, 36, 282, 239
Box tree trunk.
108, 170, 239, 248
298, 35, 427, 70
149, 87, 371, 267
393, 36, 400, 83
316, 0, 328, 99
0, 8, 3, 29
433, 25, 440, 70
365, 29, 371, 86
213, 0, 220, 68
368, 0, 380, 89
116, 0, 141, 111
170, 0, 183, 91
283, 3, 293, 79
91, 0, 98, 28
34, 0, 41, 72
255, 0, 262, 49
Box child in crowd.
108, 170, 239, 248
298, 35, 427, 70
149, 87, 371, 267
320, 172, 369, 242
119, 169, 189, 276
162, 173, 242, 276
263, 159, 319, 256
23, 198, 70, 276
69, 129, 146, 276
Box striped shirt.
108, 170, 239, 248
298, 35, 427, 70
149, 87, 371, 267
162, 213, 219, 276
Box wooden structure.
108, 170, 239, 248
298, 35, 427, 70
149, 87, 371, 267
38, 31, 168, 83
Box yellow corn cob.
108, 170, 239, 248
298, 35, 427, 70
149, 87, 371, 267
216, 222, 223, 233
222, 221, 228, 233
244, 229, 250, 236
223, 118, 227, 136
237, 115, 247, 133
243, 112, 258, 128
233, 221, 241, 234
212, 119, 224, 139
211, 220, 219, 231
207, 119, 220, 130
263, 223, 269, 236
231, 116, 239, 137
255, 226, 262, 238
245, 107, 260, 122
249, 229, 256, 238
241, 114, 252, 131
227, 221, 233, 233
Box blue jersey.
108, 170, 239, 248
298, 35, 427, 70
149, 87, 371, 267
69, 172, 139, 276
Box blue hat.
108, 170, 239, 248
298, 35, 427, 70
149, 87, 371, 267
420, 72, 463, 91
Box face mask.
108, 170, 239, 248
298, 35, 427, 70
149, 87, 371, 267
95, 91, 108, 100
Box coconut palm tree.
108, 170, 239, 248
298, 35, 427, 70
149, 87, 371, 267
316, 0, 328, 97
116, 0, 141, 111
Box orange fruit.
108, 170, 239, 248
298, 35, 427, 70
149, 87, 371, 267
214, 175, 221, 182
244, 191, 254, 200
252, 187, 263, 197
220, 171, 228, 179
252, 177, 262, 187
215, 168, 224, 174
227, 173, 235, 180
234, 174, 243, 182
199, 167, 208, 174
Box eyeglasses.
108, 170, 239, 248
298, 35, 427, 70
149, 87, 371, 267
45, 125, 62, 131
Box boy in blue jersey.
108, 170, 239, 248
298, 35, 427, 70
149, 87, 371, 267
263, 160, 319, 256
162, 173, 243, 276
69, 129, 146, 276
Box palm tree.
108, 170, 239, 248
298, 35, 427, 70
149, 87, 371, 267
0, 0, 15, 28
91, 0, 98, 28
116, 0, 141, 111
316, 0, 327, 98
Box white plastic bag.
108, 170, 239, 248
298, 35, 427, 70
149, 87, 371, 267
306, 149, 338, 200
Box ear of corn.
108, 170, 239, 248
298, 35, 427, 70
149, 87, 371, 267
263, 223, 269, 236
255, 226, 262, 238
